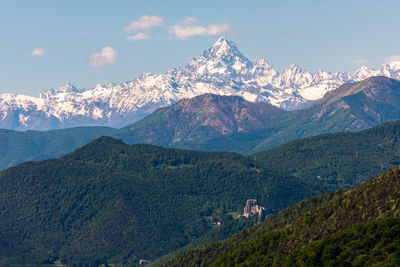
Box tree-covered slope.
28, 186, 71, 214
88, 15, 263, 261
253, 120, 400, 190
159, 166, 400, 266
2, 122, 400, 265
0, 137, 316, 266
0, 126, 116, 169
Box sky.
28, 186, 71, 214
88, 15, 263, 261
0, 0, 399, 95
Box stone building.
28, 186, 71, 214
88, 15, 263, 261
243, 199, 265, 218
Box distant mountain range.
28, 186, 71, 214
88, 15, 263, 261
117, 76, 400, 153
1, 37, 400, 130
1, 76, 400, 170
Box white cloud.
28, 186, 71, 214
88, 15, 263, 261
207, 24, 231, 35
170, 25, 208, 40
88, 46, 118, 67
32, 48, 44, 56
180, 17, 200, 25
385, 55, 400, 63
169, 17, 231, 40
352, 59, 370, 65
123, 15, 163, 32
126, 32, 149, 41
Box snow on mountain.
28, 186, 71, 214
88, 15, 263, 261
1, 37, 400, 130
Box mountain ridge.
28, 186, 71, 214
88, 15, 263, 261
116, 76, 400, 153
115, 93, 288, 147
1, 76, 399, 171
1, 37, 400, 130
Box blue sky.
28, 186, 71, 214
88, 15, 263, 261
1, 0, 399, 95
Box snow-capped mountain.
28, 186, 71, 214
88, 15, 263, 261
1, 37, 400, 130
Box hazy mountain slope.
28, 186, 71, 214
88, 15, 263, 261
255, 76, 400, 151
159, 166, 400, 266
0, 137, 316, 266
115, 93, 288, 148
1, 37, 400, 131
0, 126, 116, 169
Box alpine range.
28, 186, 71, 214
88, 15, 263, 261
1, 37, 399, 130
2, 1, 400, 266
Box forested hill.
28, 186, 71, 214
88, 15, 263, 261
0, 137, 315, 266
159, 166, 400, 266
252, 120, 400, 190
3, 121, 400, 265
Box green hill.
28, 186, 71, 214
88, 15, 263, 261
159, 166, 400, 266
0, 137, 315, 266
0, 126, 116, 169
253, 120, 400, 190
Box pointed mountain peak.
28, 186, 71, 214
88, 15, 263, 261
285, 64, 303, 73
204, 36, 245, 60
185, 36, 251, 75
57, 83, 80, 93
63, 83, 77, 89
351, 65, 379, 81
353, 65, 375, 74
212, 36, 234, 48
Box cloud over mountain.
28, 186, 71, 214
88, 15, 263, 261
170, 17, 230, 39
